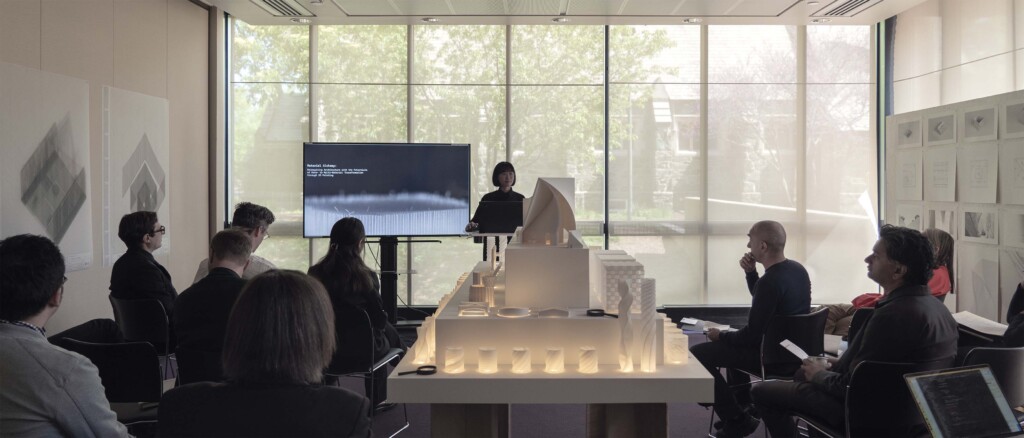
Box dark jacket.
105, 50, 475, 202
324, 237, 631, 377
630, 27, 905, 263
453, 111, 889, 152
158, 381, 371, 437
1004, 284, 1024, 347
810, 284, 959, 398
470, 189, 525, 223
110, 246, 177, 317
720, 259, 812, 348
173, 267, 247, 352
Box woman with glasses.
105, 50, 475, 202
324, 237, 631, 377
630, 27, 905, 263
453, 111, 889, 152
109, 211, 177, 322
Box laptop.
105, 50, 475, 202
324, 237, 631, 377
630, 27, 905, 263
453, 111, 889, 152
905, 365, 1023, 438
474, 201, 523, 234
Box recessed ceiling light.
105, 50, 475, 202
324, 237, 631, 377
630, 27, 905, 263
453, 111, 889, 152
421, 17, 439, 23
291, 18, 311, 24
810, 18, 832, 23
552, 17, 570, 23
682, 18, 702, 24
807, 1, 820, 5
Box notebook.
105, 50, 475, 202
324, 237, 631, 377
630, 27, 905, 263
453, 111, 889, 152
474, 201, 523, 234
905, 365, 1023, 438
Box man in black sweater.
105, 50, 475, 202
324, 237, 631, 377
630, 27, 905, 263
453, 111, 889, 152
691, 220, 812, 438
751, 225, 958, 437
174, 229, 252, 354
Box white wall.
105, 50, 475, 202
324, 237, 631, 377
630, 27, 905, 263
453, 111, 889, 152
0, 0, 210, 333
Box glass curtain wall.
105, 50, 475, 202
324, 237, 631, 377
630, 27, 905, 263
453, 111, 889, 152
229, 20, 877, 306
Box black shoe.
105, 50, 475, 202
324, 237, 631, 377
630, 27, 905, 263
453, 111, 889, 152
714, 405, 760, 430
373, 402, 397, 414
713, 414, 760, 438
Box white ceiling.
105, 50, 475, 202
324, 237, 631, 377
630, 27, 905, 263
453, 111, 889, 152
200, 0, 929, 26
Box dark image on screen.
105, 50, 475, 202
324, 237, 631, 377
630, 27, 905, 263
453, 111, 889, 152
303, 143, 470, 237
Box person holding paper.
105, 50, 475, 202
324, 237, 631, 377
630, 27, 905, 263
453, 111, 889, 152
751, 225, 958, 438
690, 220, 811, 438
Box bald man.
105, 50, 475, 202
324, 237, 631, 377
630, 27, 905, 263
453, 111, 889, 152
690, 220, 812, 438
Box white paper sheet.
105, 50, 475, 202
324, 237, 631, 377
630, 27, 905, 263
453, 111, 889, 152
953, 311, 1008, 337
895, 149, 923, 201
998, 141, 1024, 205
924, 146, 956, 202
896, 118, 922, 148
962, 106, 998, 142
926, 112, 957, 146
957, 142, 997, 204
961, 204, 999, 245
957, 244, 1000, 321
925, 202, 957, 236
1001, 99, 1024, 139
1000, 207, 1024, 248
897, 203, 924, 230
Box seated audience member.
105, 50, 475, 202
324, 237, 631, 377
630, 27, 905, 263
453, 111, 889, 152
193, 202, 276, 283
751, 225, 958, 438
159, 270, 371, 437
110, 211, 177, 320
174, 229, 251, 354
1004, 281, 1024, 347
309, 217, 406, 411
922, 228, 954, 302
0, 234, 129, 437
690, 220, 812, 438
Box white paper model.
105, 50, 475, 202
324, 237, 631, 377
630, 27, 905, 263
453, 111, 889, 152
926, 112, 956, 146
579, 346, 598, 374
521, 178, 576, 245
478, 347, 497, 374
545, 347, 565, 374
639, 278, 658, 373
896, 118, 922, 148
512, 347, 531, 374
618, 280, 635, 372
445, 346, 465, 374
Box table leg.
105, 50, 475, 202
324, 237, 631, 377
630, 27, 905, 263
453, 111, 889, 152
431, 403, 510, 438
586, 403, 667, 438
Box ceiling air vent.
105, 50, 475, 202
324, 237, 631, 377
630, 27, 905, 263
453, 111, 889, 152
813, 0, 883, 17
250, 0, 314, 17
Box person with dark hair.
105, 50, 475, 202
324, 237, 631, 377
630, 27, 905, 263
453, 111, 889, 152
175, 229, 252, 355
308, 217, 405, 411
922, 228, 954, 302
1004, 281, 1024, 347
465, 161, 524, 232
690, 220, 811, 438
193, 202, 277, 283
751, 225, 958, 438
0, 234, 129, 437
159, 270, 371, 437
110, 211, 177, 320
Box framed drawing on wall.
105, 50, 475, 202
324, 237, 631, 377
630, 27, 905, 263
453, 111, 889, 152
925, 203, 957, 236
1001, 99, 1024, 139
897, 117, 922, 148
926, 111, 956, 146
961, 204, 998, 245
1001, 207, 1024, 249
897, 203, 924, 230
962, 106, 997, 142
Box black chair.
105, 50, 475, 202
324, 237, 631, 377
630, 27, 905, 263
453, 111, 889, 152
175, 347, 224, 385
109, 295, 175, 379
795, 360, 933, 438
325, 306, 409, 437
844, 307, 873, 342
963, 346, 1024, 423
62, 338, 161, 430
707, 308, 830, 436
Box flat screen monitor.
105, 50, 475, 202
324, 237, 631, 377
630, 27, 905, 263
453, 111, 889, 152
303, 142, 471, 237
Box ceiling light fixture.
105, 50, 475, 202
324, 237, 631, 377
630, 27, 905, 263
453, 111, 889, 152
807, 1, 820, 5
291, 18, 311, 24
552, 17, 570, 23
810, 18, 832, 23
421, 17, 439, 23
682, 18, 702, 24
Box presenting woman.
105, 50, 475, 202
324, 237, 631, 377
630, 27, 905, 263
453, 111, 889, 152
158, 270, 371, 437
308, 217, 405, 411
465, 161, 524, 232
923, 228, 954, 302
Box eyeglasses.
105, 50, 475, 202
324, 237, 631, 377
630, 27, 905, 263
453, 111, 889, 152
151, 226, 166, 236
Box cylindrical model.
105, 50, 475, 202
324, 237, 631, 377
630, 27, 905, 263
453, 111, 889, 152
478, 347, 497, 374
469, 284, 486, 302
667, 333, 689, 364
412, 326, 429, 364
445, 346, 465, 374
545, 347, 565, 374
511, 347, 531, 374
483, 276, 497, 307
578, 346, 598, 374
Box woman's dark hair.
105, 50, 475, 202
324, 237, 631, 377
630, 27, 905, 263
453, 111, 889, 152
879, 224, 935, 287
117, 211, 158, 246
923, 228, 955, 291
491, 161, 516, 187
308, 217, 375, 300
222, 270, 335, 384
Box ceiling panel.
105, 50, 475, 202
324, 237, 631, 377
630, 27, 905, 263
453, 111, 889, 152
565, 0, 629, 16
731, 0, 803, 16
330, 0, 399, 16
506, 0, 563, 15
449, 0, 513, 16
389, 0, 454, 16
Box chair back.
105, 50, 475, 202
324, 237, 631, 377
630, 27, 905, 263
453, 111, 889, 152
761, 307, 829, 376
846, 360, 931, 437
62, 338, 162, 402
847, 307, 874, 341
109, 296, 170, 354
175, 347, 224, 385
326, 306, 377, 375
963, 346, 1024, 408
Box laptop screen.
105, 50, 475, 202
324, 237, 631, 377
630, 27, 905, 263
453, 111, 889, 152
905, 365, 1023, 438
